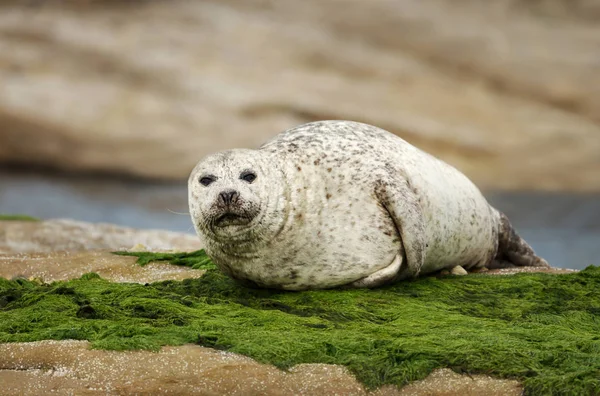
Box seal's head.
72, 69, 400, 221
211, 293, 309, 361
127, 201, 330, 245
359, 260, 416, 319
188, 149, 284, 244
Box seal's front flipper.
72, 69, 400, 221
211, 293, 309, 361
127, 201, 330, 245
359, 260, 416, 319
375, 176, 426, 278
495, 211, 549, 268
349, 255, 403, 288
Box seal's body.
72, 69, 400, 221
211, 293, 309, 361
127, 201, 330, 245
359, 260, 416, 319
188, 121, 548, 290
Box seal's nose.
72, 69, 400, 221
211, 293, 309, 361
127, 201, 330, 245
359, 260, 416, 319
219, 190, 239, 205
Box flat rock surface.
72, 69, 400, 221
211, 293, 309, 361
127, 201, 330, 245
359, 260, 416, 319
0, 250, 204, 283
486, 266, 577, 275
0, 340, 523, 396
0, 218, 204, 283
0, 219, 202, 254
0, 0, 599, 191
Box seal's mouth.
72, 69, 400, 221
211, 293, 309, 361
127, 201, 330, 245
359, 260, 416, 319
214, 212, 252, 227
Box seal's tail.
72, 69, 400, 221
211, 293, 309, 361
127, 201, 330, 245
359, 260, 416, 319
490, 211, 550, 269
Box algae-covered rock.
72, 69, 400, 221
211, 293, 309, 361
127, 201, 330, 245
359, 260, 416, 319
0, 219, 596, 394
0, 262, 598, 395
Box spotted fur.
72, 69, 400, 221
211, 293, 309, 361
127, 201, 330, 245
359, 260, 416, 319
188, 121, 548, 290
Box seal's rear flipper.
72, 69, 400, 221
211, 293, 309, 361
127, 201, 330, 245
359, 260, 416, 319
494, 211, 549, 268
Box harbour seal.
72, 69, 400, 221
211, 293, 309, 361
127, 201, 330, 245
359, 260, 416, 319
188, 120, 548, 290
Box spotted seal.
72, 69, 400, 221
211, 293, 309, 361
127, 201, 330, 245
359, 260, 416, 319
188, 120, 548, 290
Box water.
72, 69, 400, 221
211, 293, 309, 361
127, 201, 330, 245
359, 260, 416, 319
1, 170, 598, 270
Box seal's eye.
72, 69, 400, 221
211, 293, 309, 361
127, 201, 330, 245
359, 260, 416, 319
240, 171, 256, 183
199, 175, 216, 186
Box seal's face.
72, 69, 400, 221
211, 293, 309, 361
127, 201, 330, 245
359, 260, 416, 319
188, 149, 280, 243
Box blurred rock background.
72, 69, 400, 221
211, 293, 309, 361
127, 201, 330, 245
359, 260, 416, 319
0, 0, 599, 268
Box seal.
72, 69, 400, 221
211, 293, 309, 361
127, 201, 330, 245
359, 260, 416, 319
188, 120, 548, 290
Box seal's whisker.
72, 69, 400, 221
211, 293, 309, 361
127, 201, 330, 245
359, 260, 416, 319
167, 208, 190, 216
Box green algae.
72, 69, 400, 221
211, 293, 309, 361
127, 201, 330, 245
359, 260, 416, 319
0, 214, 40, 221
1, 261, 599, 395
113, 250, 216, 270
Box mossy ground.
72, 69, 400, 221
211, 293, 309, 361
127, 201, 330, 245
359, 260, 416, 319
112, 250, 215, 270
1, 250, 599, 395
0, 214, 40, 221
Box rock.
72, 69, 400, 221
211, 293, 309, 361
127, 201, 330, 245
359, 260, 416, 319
0, 340, 522, 396
0, 1, 599, 191
487, 266, 577, 276
0, 218, 202, 254
450, 265, 468, 276
0, 250, 205, 284
0, 340, 366, 395
0, 218, 204, 283
393, 367, 522, 396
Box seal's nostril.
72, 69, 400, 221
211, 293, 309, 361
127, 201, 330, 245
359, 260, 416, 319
219, 190, 239, 205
